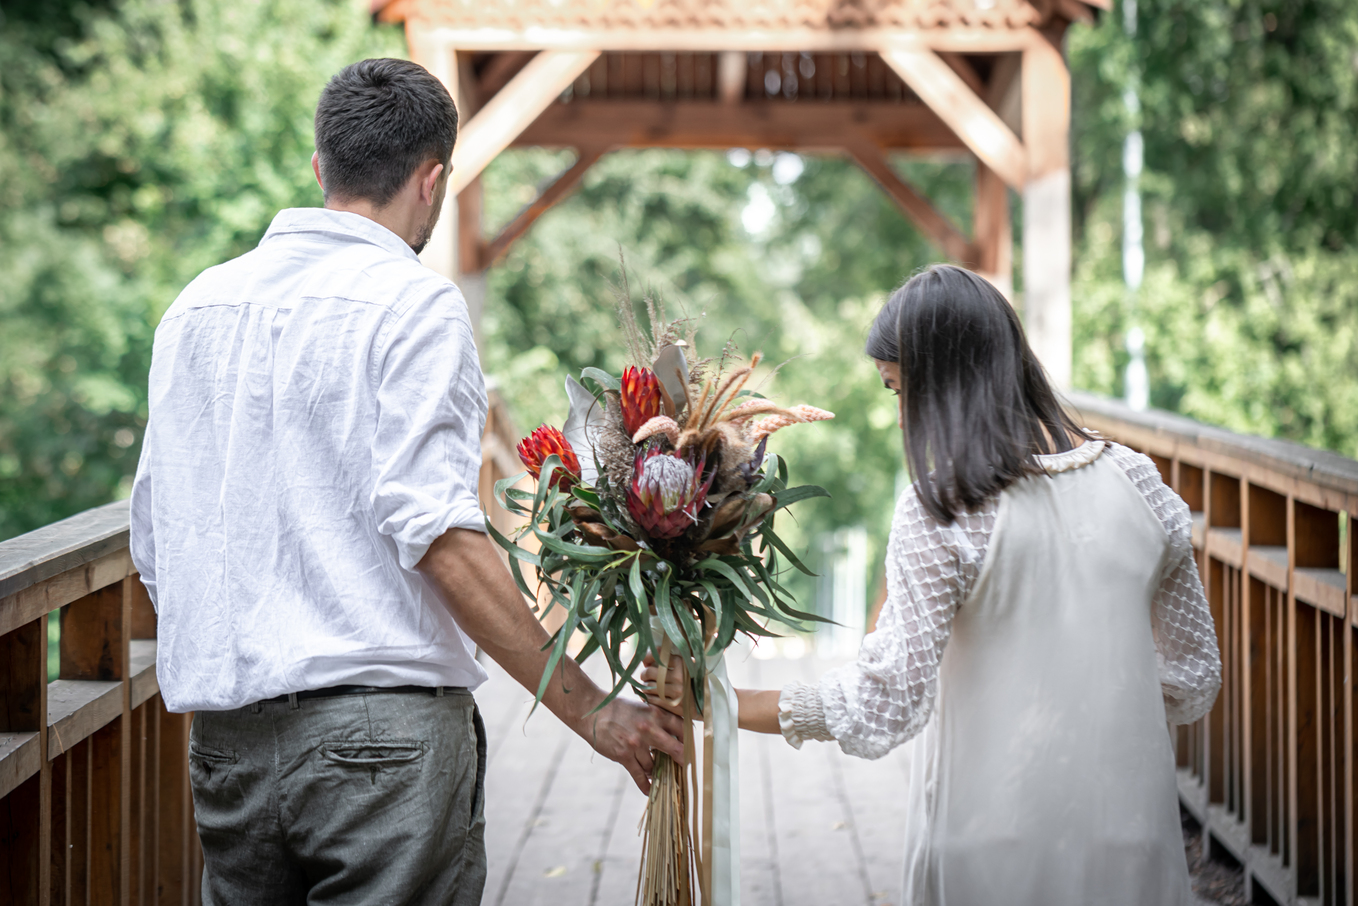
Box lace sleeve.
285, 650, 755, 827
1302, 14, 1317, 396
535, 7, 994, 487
779, 486, 996, 760
1104, 443, 1222, 725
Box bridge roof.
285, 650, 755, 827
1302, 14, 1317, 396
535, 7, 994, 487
376, 0, 1111, 40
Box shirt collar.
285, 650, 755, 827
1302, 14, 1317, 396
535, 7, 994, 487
261, 208, 420, 262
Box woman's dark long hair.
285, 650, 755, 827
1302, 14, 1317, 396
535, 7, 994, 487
865, 264, 1091, 524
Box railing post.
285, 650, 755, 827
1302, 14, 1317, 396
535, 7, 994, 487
1, 612, 49, 903
1346, 512, 1355, 906
60, 577, 132, 905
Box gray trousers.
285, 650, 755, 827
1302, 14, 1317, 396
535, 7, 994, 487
189, 689, 487, 906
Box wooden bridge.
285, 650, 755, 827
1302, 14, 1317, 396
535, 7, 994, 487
2, 393, 1355, 905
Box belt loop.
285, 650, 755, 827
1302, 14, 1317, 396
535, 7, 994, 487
288, 692, 299, 710
251, 701, 263, 715
435, 686, 444, 697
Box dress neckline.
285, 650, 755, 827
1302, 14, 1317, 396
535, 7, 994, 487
1035, 439, 1106, 475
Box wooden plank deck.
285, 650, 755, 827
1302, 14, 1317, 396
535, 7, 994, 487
475, 642, 909, 906
474, 641, 1218, 906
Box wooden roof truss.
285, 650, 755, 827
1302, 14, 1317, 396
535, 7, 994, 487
380, 0, 1108, 385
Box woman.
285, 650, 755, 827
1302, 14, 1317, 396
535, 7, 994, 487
649, 265, 1221, 905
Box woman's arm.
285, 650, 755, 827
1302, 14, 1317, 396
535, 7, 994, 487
1152, 543, 1222, 724
639, 662, 780, 732
736, 689, 781, 734
644, 487, 993, 757
1103, 443, 1222, 723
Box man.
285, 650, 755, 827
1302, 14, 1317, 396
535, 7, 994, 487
129, 58, 683, 905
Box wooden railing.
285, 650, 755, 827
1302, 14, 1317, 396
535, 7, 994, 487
0, 500, 196, 906
0, 389, 521, 905
1070, 391, 1357, 906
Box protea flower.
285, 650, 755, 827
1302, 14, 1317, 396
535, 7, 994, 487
620, 365, 662, 437
516, 426, 581, 490
627, 447, 714, 540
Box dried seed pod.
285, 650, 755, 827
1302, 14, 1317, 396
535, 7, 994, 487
696, 536, 742, 556
705, 497, 749, 540
568, 505, 605, 524
576, 521, 615, 547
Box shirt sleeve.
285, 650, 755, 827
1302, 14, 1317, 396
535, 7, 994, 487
1103, 443, 1222, 725
780, 487, 996, 760
370, 286, 489, 572
128, 442, 158, 609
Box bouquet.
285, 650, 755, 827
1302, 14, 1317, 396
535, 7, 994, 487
490, 299, 832, 906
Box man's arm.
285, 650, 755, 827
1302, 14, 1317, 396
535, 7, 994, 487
419, 527, 684, 793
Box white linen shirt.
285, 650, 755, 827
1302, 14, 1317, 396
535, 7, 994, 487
129, 208, 490, 712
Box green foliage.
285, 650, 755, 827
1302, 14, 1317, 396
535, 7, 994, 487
1069, 0, 1358, 457
489, 447, 828, 712
0, 0, 402, 538
479, 150, 967, 609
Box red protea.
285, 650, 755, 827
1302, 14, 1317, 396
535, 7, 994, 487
626, 447, 714, 540
516, 426, 581, 490
620, 365, 662, 438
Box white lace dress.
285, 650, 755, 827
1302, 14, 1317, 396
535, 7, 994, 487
779, 441, 1221, 906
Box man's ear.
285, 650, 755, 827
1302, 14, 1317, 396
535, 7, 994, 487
311, 151, 323, 191
420, 161, 446, 207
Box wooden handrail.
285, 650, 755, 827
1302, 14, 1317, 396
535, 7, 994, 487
0, 387, 523, 905
1067, 390, 1356, 906
1069, 390, 1358, 498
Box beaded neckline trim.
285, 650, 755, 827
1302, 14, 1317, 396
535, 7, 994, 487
1035, 440, 1106, 475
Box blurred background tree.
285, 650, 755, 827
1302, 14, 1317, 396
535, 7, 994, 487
3, 0, 1357, 616
0, 0, 402, 538
1069, 0, 1358, 450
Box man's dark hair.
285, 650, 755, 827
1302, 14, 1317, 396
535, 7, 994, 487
314, 58, 458, 207
865, 264, 1092, 523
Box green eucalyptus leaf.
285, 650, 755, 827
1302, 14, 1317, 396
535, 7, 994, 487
581, 367, 621, 392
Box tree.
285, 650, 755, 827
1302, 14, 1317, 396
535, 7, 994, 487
0, 0, 402, 538
1068, 0, 1358, 455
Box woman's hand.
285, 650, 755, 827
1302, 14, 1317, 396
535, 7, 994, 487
641, 655, 783, 735
640, 652, 686, 717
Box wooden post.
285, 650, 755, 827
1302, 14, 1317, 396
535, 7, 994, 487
456, 176, 487, 340
717, 51, 745, 104
409, 32, 461, 285
1287, 495, 1301, 896
974, 159, 1013, 299
1346, 512, 1355, 906
1020, 31, 1073, 388
0, 614, 47, 903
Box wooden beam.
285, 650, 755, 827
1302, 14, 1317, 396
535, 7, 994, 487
937, 51, 985, 97
481, 148, 605, 268
986, 52, 1023, 139
845, 143, 976, 264
450, 50, 601, 197
475, 51, 537, 110
515, 100, 965, 154
391, 25, 1036, 54
879, 47, 1027, 190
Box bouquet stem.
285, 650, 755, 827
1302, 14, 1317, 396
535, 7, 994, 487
637, 749, 695, 906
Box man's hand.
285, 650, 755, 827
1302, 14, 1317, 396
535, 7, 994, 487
583, 698, 686, 793
418, 528, 685, 793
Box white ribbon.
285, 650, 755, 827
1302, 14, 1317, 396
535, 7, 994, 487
651, 618, 741, 906
704, 648, 741, 906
